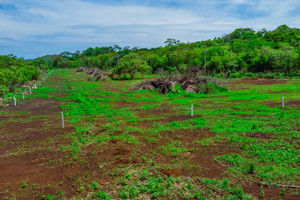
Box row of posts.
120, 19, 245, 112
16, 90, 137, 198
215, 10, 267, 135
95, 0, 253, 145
12, 71, 54, 106
11, 71, 65, 128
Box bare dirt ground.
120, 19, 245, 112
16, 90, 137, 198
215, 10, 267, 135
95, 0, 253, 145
0, 75, 77, 199
236, 78, 288, 85
0, 74, 299, 199
223, 77, 288, 91
266, 100, 300, 109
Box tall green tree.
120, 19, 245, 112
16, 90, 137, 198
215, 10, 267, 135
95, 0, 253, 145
112, 53, 152, 79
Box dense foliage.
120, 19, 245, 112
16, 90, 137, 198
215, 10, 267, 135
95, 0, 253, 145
0, 55, 40, 97
112, 53, 152, 79
33, 25, 300, 78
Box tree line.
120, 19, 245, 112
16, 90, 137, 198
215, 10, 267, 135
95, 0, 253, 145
0, 55, 40, 97
32, 25, 299, 79
1, 24, 298, 96
1, 25, 298, 97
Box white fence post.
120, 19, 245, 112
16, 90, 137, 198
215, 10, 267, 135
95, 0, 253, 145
22, 92, 24, 100
13, 97, 16, 106
61, 111, 64, 129
282, 96, 284, 108
191, 105, 194, 117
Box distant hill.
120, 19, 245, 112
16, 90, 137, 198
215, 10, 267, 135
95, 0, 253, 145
32, 55, 55, 62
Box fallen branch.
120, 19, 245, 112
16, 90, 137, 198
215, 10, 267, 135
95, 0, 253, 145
259, 183, 300, 189
76, 67, 110, 81
132, 75, 220, 94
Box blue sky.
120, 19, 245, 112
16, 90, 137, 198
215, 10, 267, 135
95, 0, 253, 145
0, 0, 299, 59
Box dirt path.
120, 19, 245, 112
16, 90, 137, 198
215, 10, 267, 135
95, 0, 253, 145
0, 74, 75, 199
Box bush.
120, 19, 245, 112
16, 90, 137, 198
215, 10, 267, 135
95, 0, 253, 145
112, 53, 152, 79
0, 55, 40, 97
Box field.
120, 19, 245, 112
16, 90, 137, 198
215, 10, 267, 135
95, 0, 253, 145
0, 69, 299, 199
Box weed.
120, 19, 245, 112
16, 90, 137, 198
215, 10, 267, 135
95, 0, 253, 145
259, 186, 265, 198
158, 140, 188, 157
33, 183, 39, 189
91, 191, 113, 200
193, 137, 215, 146
89, 181, 99, 190
77, 186, 84, 193
21, 183, 28, 189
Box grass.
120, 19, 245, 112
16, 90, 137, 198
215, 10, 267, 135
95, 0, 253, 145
1, 68, 299, 199
158, 140, 191, 157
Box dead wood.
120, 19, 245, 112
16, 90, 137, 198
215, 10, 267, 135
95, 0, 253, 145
259, 183, 300, 189
76, 67, 110, 81
132, 74, 221, 94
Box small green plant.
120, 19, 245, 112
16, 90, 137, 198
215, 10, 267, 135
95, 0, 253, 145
280, 188, 286, 196
140, 156, 147, 162
140, 168, 149, 181
91, 191, 113, 200
22, 183, 28, 189
59, 181, 63, 186
158, 140, 189, 157
193, 137, 214, 146
90, 181, 99, 190
33, 183, 39, 189
247, 163, 255, 174
259, 186, 265, 198
77, 186, 84, 193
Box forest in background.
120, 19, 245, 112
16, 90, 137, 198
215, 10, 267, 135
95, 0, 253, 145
1, 25, 300, 97
31, 25, 300, 78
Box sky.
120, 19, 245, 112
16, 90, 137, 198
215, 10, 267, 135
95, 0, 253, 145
0, 0, 299, 59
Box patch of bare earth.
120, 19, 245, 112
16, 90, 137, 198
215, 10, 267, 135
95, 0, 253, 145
246, 132, 272, 140
135, 103, 176, 118
112, 100, 146, 109
138, 128, 229, 179
223, 78, 288, 91
240, 181, 300, 200
236, 78, 287, 85
266, 100, 300, 109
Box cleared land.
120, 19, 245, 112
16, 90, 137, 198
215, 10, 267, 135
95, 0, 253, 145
0, 69, 299, 199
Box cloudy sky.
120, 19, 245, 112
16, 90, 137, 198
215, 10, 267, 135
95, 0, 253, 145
0, 0, 299, 59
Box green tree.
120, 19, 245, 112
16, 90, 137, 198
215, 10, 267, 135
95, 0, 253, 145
112, 53, 152, 79
164, 38, 181, 47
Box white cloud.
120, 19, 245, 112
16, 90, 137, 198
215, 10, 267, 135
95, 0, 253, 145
0, 0, 199, 41
0, 0, 299, 58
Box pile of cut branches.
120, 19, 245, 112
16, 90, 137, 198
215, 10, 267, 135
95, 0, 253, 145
76, 67, 111, 81
133, 74, 226, 94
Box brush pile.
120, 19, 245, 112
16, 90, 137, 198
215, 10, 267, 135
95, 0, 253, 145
133, 74, 224, 94
76, 67, 110, 81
